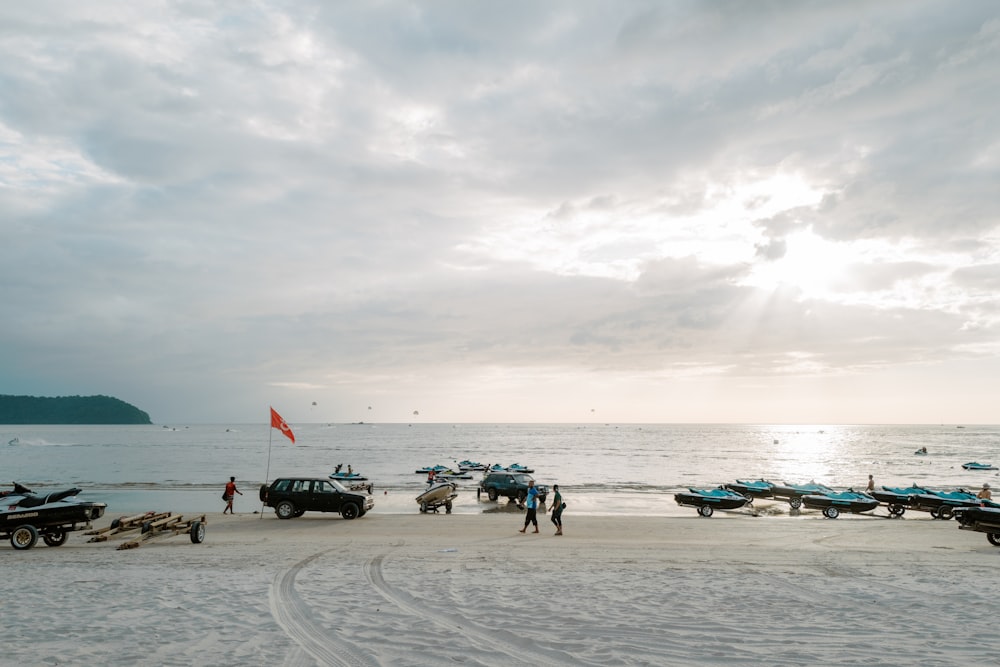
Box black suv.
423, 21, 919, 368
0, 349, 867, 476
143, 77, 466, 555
260, 477, 374, 520
478, 471, 548, 504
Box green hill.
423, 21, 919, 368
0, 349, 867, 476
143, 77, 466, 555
0, 394, 152, 424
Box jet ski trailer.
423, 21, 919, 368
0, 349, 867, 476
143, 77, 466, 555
0, 483, 107, 550
416, 481, 458, 514
801, 491, 880, 518
954, 506, 1000, 547
674, 487, 750, 517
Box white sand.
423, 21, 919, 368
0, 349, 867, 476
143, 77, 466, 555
5, 508, 999, 667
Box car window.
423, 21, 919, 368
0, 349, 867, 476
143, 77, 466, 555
273, 479, 291, 492
315, 481, 336, 494
292, 480, 307, 492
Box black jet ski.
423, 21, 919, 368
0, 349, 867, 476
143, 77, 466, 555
1, 482, 106, 550
674, 487, 750, 517
954, 506, 1000, 547
801, 490, 880, 518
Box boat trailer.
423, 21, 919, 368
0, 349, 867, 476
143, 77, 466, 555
85, 511, 207, 549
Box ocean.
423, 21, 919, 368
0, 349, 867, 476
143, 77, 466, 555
3, 423, 998, 517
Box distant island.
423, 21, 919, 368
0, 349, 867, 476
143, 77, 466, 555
0, 394, 152, 424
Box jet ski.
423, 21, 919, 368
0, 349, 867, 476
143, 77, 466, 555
674, 487, 750, 517
769, 481, 836, 509
328, 471, 369, 481
801, 490, 879, 518
906, 489, 991, 520
961, 462, 997, 471
869, 485, 935, 517
456, 460, 486, 471
415, 465, 451, 475
416, 481, 458, 514
954, 506, 1000, 547
1, 482, 106, 550
723, 479, 774, 499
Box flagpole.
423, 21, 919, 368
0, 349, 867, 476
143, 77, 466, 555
261, 412, 274, 519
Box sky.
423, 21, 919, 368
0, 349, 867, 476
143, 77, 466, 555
2, 1, 999, 425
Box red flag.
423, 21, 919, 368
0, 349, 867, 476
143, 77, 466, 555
270, 407, 295, 444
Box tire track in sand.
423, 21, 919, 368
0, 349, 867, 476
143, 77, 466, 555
271, 549, 373, 667
363, 551, 575, 667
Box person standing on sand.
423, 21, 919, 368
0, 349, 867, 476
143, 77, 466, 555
866, 474, 875, 493
223, 476, 243, 514
550, 484, 564, 535
518, 480, 540, 533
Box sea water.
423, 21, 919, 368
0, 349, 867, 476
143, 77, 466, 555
3, 423, 998, 516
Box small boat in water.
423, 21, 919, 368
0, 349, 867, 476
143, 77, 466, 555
416, 481, 458, 513
914, 447, 928, 455
456, 460, 486, 471
802, 491, 879, 518
415, 465, 451, 475
674, 487, 750, 517
961, 462, 997, 471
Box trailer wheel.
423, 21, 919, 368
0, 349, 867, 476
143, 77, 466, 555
698, 505, 714, 517
823, 506, 840, 519
937, 506, 954, 520
789, 496, 803, 510
419, 502, 428, 513
929, 507, 941, 519
189, 520, 206, 544
11, 524, 38, 550
888, 504, 905, 517
445, 501, 453, 513
43, 530, 68, 547
987, 533, 1000, 547
275, 501, 296, 520
487, 488, 498, 501
341, 503, 360, 520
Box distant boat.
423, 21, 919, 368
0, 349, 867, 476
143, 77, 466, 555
7, 437, 18, 445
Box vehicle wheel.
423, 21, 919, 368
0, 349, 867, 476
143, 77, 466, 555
11, 525, 38, 550
445, 501, 453, 514
517, 490, 527, 503
43, 530, 68, 547
987, 533, 1000, 547
141, 521, 153, 534
110, 517, 121, 529
292, 510, 306, 517
476, 487, 481, 499
698, 505, 714, 517
189, 520, 206, 544
789, 496, 803, 510
420, 502, 428, 513
275, 501, 296, 519
823, 506, 840, 519
487, 488, 498, 501
937, 506, 954, 520
929, 506, 941, 519
341, 503, 360, 520
888, 504, 905, 517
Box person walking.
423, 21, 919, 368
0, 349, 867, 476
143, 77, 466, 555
223, 476, 243, 514
518, 480, 540, 533
550, 484, 564, 535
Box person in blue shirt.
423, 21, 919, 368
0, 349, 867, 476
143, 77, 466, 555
518, 480, 540, 533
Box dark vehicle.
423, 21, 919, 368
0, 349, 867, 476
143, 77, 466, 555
1, 482, 106, 550
955, 506, 1000, 546
259, 477, 374, 520
477, 471, 548, 504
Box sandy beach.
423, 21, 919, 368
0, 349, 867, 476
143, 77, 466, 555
6, 508, 999, 667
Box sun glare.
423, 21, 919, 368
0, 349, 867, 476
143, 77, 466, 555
745, 230, 850, 297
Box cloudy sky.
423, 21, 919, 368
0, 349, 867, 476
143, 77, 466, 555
2, 2, 998, 425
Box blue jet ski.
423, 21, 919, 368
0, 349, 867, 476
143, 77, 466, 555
769, 481, 836, 509
961, 462, 997, 471
674, 487, 750, 517
802, 490, 879, 518
723, 479, 774, 499
907, 489, 988, 520
869, 485, 935, 517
